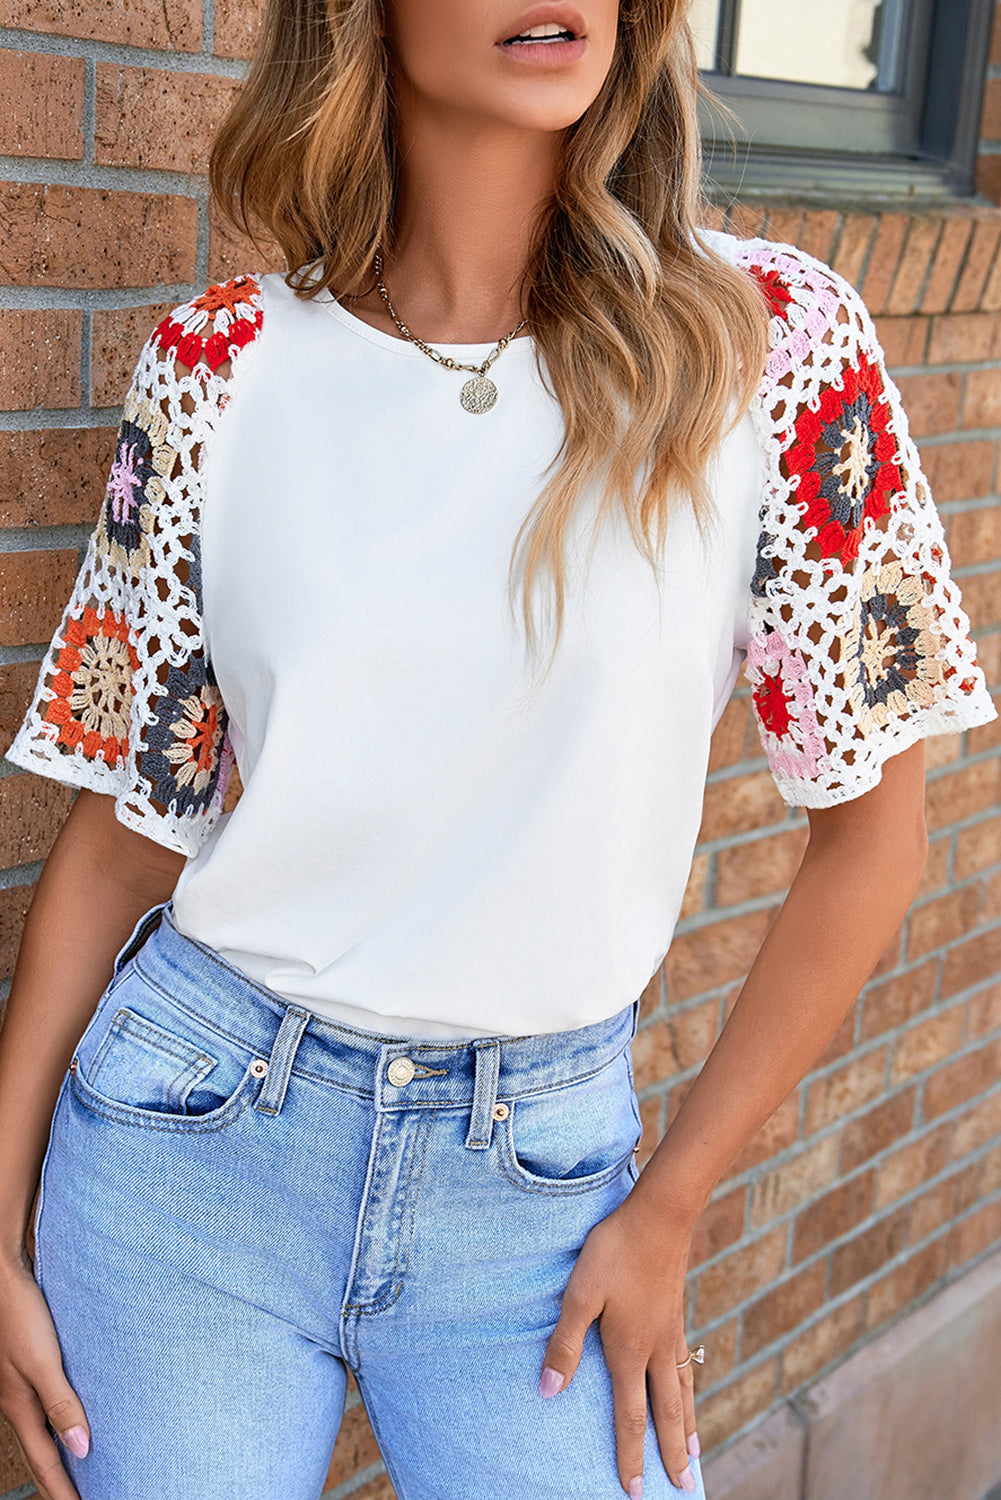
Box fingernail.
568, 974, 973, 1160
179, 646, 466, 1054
679, 1466, 696, 1493
60, 1426, 89, 1458
687, 1431, 701, 1459
629, 1479, 643, 1499
539, 1366, 565, 1398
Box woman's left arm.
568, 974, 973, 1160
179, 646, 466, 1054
541, 739, 929, 1499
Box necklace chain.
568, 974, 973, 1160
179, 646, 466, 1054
371, 246, 527, 410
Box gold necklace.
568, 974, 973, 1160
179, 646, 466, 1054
372, 247, 527, 415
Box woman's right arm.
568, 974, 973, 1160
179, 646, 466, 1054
0, 787, 185, 1500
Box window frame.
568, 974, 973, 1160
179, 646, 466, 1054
698, 0, 994, 201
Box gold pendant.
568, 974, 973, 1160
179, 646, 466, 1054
460, 375, 498, 414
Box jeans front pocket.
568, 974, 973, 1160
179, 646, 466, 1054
70, 969, 266, 1133
496, 1046, 643, 1197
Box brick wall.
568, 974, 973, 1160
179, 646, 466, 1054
2, 4, 1001, 1498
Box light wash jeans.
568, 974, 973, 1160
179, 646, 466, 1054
34, 902, 708, 1500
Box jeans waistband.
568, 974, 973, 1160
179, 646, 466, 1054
120, 904, 639, 1143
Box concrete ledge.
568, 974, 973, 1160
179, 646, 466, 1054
703, 1247, 1001, 1500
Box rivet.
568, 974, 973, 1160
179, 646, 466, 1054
69, 1056, 78, 1074
250, 1059, 269, 1078
492, 1102, 510, 1121
387, 1056, 416, 1087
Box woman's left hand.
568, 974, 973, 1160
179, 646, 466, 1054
539, 1184, 700, 1497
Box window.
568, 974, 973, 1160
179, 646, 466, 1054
696, 0, 994, 199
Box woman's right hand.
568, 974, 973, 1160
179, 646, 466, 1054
0, 1252, 87, 1500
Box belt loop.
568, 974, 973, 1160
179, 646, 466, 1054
465, 1038, 501, 1150
255, 1006, 310, 1117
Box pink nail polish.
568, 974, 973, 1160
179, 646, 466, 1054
539, 1366, 565, 1398
687, 1431, 701, 1459
679, 1465, 696, 1493
60, 1426, 89, 1458
629, 1478, 643, 1499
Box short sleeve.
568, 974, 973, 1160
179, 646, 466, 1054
733, 238, 997, 808
5, 273, 265, 855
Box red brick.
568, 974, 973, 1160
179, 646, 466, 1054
0, 309, 81, 411
631, 998, 719, 1088
699, 203, 728, 233
920, 217, 974, 315
830, 214, 876, 289
3, 0, 200, 49
954, 507, 1001, 570
915, 838, 950, 900
968, 699, 1001, 754
927, 310, 1001, 363
906, 885, 984, 961
909, 1160, 981, 1243
797, 210, 840, 267
699, 770, 788, 842
713, 826, 808, 907
635, 1093, 661, 1167
889, 1005, 965, 1085
951, 1088, 1001, 1157
981, 231, 1001, 310
0, 428, 114, 527
886, 217, 941, 317
973, 631, 1001, 687
941, 925, 1001, 998
763, 210, 803, 246
953, 219, 1001, 312
0, 549, 79, 648
780, 1293, 864, 1393
859, 214, 909, 316
0, 182, 197, 289
749, 1136, 839, 1228
840, 1088, 917, 1174
917, 440, 994, 505
348, 1475, 397, 1500
992, 3, 1001, 65
214, 0, 266, 57
922, 1036, 1001, 1119
947, 1195, 1001, 1265
0, 50, 84, 160
91, 304, 175, 408
95, 65, 241, 174
829, 1204, 909, 1297
892, 372, 961, 438
979, 1138, 1001, 1195
874, 315, 928, 367
961, 370, 1001, 431
955, 812, 1001, 879
695, 1359, 779, 1452
695, 1227, 787, 1323
723, 1093, 800, 1180
968, 981, 1001, 1036
859, 961, 939, 1041
664, 908, 776, 1002
207, 192, 283, 284
742, 1262, 826, 1358
324, 1399, 381, 1488
959, 568, 1001, 632
864, 1235, 949, 1330
727, 204, 768, 241
791, 1171, 874, 1264
925, 759, 1001, 831
874, 1121, 951, 1209
708, 694, 753, 773
976, 155, 1001, 208
923, 731, 963, 771
0, 882, 35, 981
0, 660, 41, 759
0, 774, 74, 867
804, 1049, 888, 1136
689, 1187, 746, 1268
679, 852, 709, 922
982, 78, 1001, 140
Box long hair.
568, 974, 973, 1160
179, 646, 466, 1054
209, 0, 770, 662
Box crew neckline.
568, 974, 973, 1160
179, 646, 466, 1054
318, 289, 536, 359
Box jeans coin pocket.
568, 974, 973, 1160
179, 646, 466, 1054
70, 972, 263, 1131
496, 1047, 642, 1196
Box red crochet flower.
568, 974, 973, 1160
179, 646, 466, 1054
748, 265, 793, 322
45, 606, 138, 766
752, 666, 792, 739
785, 353, 901, 563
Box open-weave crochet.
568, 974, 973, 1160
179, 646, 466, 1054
7, 238, 995, 854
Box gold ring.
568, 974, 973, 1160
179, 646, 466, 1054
676, 1344, 705, 1370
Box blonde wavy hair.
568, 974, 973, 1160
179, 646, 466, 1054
209, 0, 770, 661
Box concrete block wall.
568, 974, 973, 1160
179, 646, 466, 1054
2, 2, 1001, 1496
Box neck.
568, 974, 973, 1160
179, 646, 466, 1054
348, 94, 561, 344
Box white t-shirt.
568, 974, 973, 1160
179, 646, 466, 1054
11, 233, 993, 1038
169, 275, 763, 1037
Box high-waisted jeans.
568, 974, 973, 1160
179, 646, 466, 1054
34, 902, 708, 1500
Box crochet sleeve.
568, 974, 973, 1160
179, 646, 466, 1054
734, 238, 996, 808
5, 274, 264, 856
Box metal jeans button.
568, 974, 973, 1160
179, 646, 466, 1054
387, 1056, 416, 1086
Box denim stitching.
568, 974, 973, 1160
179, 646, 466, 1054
70, 1064, 262, 1133
343, 1112, 433, 1315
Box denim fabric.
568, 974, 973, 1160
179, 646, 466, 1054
34, 903, 708, 1500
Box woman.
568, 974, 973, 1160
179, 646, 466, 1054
0, 2, 994, 1498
